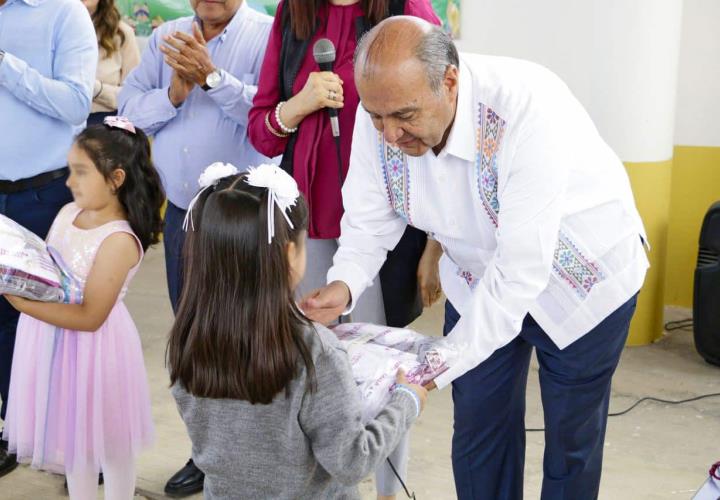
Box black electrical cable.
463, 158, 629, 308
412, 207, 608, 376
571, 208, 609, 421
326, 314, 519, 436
525, 392, 720, 432
385, 392, 720, 497
387, 457, 416, 499
380, 317, 707, 494
334, 135, 343, 187
664, 318, 694, 331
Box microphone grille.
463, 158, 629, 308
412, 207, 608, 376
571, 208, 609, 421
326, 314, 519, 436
313, 38, 336, 64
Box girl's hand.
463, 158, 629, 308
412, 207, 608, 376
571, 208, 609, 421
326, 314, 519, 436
279, 72, 344, 130
417, 239, 443, 307
3, 294, 29, 312
396, 369, 428, 414
4, 232, 140, 332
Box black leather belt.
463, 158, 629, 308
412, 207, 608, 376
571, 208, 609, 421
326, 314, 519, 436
0, 167, 69, 194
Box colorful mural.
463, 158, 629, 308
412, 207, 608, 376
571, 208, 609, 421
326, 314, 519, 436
117, 1, 457, 39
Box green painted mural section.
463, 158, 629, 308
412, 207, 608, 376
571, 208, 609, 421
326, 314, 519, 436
432, 0, 460, 37
118, 1, 458, 38
117, 0, 279, 36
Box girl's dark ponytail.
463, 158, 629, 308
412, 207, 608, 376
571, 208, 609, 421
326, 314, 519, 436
118, 127, 164, 250
75, 124, 165, 251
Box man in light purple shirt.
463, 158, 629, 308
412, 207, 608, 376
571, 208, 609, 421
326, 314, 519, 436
118, 0, 274, 496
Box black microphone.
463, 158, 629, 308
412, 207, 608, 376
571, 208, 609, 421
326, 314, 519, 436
313, 38, 340, 138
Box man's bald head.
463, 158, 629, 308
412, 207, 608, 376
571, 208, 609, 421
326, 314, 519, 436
352, 17, 461, 157
354, 16, 459, 94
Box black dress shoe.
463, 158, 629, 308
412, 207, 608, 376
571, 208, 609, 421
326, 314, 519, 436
164, 458, 204, 498
0, 440, 18, 478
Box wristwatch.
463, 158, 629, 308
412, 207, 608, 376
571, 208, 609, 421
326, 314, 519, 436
202, 69, 222, 91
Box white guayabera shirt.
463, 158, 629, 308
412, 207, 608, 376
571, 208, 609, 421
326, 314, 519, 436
328, 53, 649, 389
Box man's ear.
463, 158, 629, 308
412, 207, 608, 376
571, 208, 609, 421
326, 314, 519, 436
444, 64, 459, 97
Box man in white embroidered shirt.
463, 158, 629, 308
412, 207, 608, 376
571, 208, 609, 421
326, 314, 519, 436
301, 16, 649, 500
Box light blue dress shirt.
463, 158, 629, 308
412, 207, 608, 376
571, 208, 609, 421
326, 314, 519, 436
119, 3, 277, 210
0, 0, 97, 181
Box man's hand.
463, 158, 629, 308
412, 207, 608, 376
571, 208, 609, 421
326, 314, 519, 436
168, 70, 194, 107
300, 280, 351, 325
160, 22, 215, 87
417, 239, 443, 307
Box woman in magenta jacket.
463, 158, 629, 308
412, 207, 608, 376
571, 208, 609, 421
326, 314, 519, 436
248, 1, 444, 499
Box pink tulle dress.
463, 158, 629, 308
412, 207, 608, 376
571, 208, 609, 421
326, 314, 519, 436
2, 203, 154, 474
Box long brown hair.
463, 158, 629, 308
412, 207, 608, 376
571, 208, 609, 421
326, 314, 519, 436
92, 0, 126, 56
167, 174, 315, 403
287, 0, 393, 40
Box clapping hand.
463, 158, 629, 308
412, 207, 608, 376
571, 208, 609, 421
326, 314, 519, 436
160, 22, 215, 87
168, 70, 195, 108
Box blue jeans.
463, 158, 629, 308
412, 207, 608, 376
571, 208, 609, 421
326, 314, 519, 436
444, 295, 638, 500
163, 202, 186, 313
0, 174, 72, 421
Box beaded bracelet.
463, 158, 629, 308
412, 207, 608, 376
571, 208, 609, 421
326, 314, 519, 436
394, 384, 421, 418
275, 101, 298, 134
265, 111, 289, 138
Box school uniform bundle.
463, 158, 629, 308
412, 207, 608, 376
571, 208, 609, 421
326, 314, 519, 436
332, 322, 457, 421
0, 214, 82, 303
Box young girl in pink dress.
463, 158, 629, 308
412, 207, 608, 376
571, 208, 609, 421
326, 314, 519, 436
2, 117, 164, 499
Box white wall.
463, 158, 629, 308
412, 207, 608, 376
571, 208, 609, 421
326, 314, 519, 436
674, 0, 720, 147
456, 0, 684, 162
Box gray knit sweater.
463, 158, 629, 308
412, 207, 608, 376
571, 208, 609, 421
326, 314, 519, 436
171, 324, 417, 499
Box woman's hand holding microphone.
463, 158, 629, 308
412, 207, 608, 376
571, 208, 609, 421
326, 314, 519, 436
278, 71, 344, 131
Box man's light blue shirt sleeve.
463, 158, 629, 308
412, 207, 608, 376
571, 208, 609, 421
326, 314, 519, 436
118, 29, 179, 136
205, 70, 257, 128
0, 2, 96, 126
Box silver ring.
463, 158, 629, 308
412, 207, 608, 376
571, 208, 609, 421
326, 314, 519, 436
328, 90, 336, 101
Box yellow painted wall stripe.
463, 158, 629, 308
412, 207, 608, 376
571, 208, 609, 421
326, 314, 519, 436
625, 159, 673, 345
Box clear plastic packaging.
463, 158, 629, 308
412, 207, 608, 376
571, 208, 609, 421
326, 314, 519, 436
0, 214, 83, 304
332, 322, 457, 421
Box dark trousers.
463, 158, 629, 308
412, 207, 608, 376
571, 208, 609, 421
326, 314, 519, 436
380, 226, 426, 328
444, 294, 638, 500
0, 174, 72, 421
163, 202, 186, 313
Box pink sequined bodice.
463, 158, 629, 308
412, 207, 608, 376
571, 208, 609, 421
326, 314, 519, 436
46, 203, 143, 301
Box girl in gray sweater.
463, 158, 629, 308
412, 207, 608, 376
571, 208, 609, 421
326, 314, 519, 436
167, 166, 428, 499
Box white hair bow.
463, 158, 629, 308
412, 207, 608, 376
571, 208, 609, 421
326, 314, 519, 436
182, 162, 239, 232
245, 164, 300, 244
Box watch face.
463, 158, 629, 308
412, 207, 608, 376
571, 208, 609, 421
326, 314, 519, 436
206, 71, 221, 88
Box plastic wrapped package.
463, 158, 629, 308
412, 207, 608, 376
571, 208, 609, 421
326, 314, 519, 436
0, 214, 83, 304
332, 322, 457, 422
